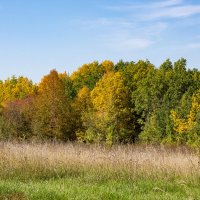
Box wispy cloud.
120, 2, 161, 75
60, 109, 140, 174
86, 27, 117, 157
75, 18, 135, 29
113, 38, 153, 50
73, 0, 200, 52
106, 0, 183, 11
107, 0, 200, 20
144, 5, 200, 20
74, 17, 165, 51
153, 0, 183, 8
101, 33, 153, 51
140, 22, 168, 36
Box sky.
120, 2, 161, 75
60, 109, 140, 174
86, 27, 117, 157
0, 0, 200, 83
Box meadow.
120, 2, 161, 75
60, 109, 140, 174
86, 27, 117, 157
0, 142, 200, 199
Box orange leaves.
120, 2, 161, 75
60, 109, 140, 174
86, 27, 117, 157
38, 70, 62, 93
33, 70, 75, 140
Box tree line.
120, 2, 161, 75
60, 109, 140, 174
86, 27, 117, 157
0, 58, 200, 147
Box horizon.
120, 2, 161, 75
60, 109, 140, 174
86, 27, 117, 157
0, 0, 200, 82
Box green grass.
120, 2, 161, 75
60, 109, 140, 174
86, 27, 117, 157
0, 142, 200, 199
0, 175, 200, 200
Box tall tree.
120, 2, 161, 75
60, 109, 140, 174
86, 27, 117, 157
81, 72, 135, 144
32, 70, 75, 140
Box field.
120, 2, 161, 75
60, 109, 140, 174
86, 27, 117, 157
0, 142, 200, 200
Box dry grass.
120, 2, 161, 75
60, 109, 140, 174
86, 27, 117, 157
0, 142, 200, 180
1, 142, 200, 199
0, 192, 27, 200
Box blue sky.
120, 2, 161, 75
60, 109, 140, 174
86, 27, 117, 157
1, 0, 200, 82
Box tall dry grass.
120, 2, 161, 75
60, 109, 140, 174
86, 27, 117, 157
0, 142, 199, 180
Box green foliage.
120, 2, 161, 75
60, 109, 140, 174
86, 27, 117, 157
132, 58, 200, 145
0, 76, 37, 105
171, 89, 200, 146
59, 72, 76, 99
71, 61, 103, 92
0, 58, 200, 146
80, 72, 135, 144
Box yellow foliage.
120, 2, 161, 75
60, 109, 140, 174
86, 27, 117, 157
74, 86, 92, 112
70, 62, 99, 81
58, 71, 67, 79
91, 72, 128, 111
0, 76, 37, 104
171, 89, 200, 134
171, 110, 188, 134
101, 60, 114, 72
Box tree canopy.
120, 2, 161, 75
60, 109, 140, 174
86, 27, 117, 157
1, 59, 200, 147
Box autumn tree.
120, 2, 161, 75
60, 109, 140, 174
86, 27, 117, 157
171, 89, 200, 146
70, 60, 114, 94
0, 96, 35, 140
72, 86, 93, 139
139, 59, 200, 145
100, 60, 114, 73
0, 76, 37, 140
0, 76, 37, 105
0, 58, 200, 146
59, 72, 76, 99
70, 61, 102, 92
80, 72, 135, 144
32, 70, 75, 140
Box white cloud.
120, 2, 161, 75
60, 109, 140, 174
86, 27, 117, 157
73, 16, 166, 51
106, 0, 183, 11
74, 0, 200, 52
107, 0, 200, 20
145, 5, 200, 20
153, 0, 182, 8
74, 17, 166, 51
102, 33, 153, 51
141, 22, 168, 36
73, 18, 136, 30
114, 38, 153, 50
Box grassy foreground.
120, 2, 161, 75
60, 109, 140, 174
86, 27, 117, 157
0, 142, 200, 200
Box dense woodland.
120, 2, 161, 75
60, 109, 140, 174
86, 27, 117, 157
0, 58, 200, 147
